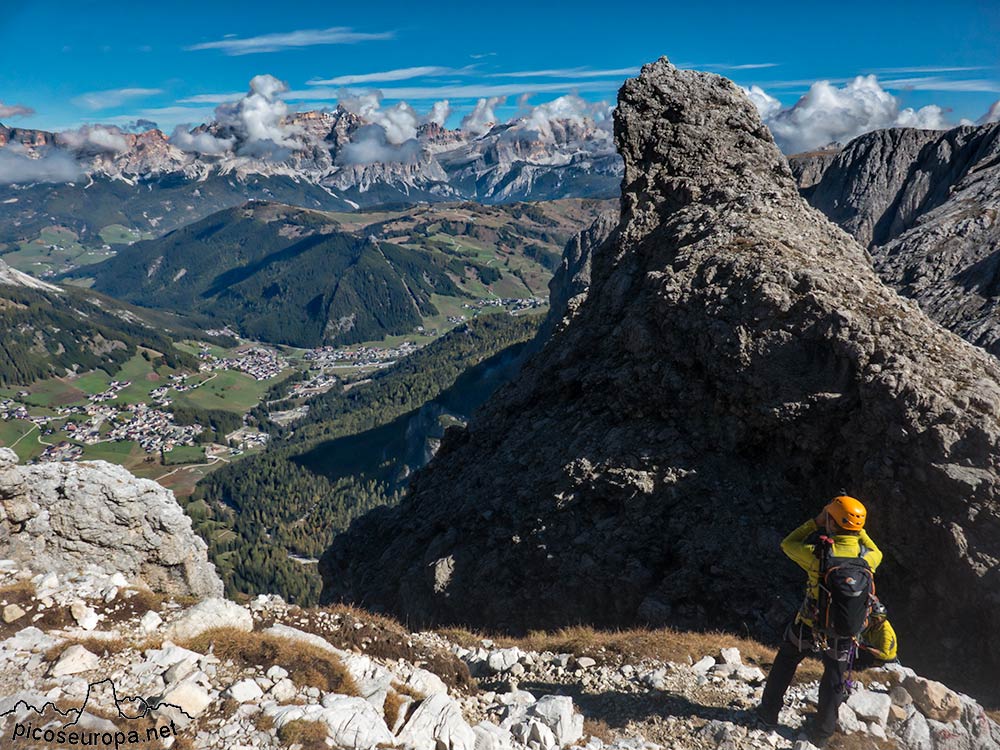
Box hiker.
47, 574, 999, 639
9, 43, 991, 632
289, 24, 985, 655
756, 495, 882, 748
855, 600, 898, 670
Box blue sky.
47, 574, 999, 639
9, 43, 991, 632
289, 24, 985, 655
1, 0, 998, 133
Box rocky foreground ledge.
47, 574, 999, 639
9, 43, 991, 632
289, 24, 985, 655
0, 563, 996, 750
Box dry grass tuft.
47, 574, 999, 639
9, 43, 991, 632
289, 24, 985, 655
45, 636, 129, 662
277, 718, 328, 750
255, 712, 276, 732
101, 588, 165, 624
181, 627, 358, 695
391, 680, 426, 702
383, 689, 408, 731
268, 603, 473, 691
581, 717, 616, 744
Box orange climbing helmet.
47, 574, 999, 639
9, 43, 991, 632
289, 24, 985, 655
825, 495, 867, 531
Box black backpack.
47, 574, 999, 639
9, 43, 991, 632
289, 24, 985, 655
815, 536, 875, 639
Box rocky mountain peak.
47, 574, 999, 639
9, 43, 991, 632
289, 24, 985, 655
322, 58, 1000, 702
614, 59, 799, 248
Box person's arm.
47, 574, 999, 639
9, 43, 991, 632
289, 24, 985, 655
780, 519, 821, 573
858, 530, 883, 571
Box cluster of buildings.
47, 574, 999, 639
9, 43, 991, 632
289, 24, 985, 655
104, 403, 202, 453
463, 296, 548, 314
199, 346, 287, 380
0, 399, 31, 422
37, 441, 83, 462
225, 427, 270, 450
287, 373, 339, 398
303, 341, 421, 370
91, 380, 131, 402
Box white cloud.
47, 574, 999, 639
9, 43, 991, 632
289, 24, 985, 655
170, 125, 234, 155
0, 143, 82, 184
461, 96, 505, 135
186, 27, 394, 56
0, 101, 34, 119
336, 124, 422, 165
874, 65, 989, 75
508, 94, 611, 143
71, 87, 163, 111
309, 66, 456, 86
742, 85, 782, 120
213, 74, 302, 156
750, 75, 953, 153
177, 92, 243, 105
337, 91, 420, 144
286, 79, 624, 102
488, 67, 639, 79
980, 100, 1000, 124
878, 77, 1000, 93
57, 125, 129, 153
424, 100, 451, 127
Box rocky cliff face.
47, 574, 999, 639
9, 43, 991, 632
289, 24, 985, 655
540, 211, 618, 339
0, 448, 221, 597
321, 59, 1000, 700
790, 123, 1000, 356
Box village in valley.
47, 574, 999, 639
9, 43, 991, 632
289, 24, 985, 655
0, 333, 436, 483
0, 294, 544, 497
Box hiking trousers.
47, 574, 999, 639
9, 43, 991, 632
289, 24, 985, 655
758, 621, 852, 740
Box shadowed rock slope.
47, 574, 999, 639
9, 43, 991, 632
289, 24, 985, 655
322, 59, 1000, 700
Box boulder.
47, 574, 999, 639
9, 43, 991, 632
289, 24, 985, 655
847, 690, 892, 727
2, 603, 26, 623
226, 679, 264, 703
266, 698, 395, 749
163, 598, 252, 642
320, 57, 1000, 703
0, 451, 222, 597
48, 644, 99, 677
903, 676, 964, 723
525, 695, 584, 746
397, 693, 476, 750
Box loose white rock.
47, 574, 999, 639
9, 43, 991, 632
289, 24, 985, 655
49, 644, 99, 677
163, 597, 252, 641
227, 679, 264, 703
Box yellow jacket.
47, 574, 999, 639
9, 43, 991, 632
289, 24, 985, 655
781, 519, 883, 625
861, 618, 897, 661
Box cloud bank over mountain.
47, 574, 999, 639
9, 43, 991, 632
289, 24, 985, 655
746, 75, 951, 152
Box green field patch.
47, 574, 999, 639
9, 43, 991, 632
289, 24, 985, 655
0, 420, 37, 458
172, 370, 283, 413
25, 378, 87, 407
80, 440, 144, 464
162, 444, 206, 465
98, 224, 142, 245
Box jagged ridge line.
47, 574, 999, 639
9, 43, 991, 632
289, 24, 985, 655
0, 677, 195, 727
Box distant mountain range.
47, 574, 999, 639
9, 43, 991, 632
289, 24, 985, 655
0, 108, 622, 245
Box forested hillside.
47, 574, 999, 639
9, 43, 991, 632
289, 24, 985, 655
0, 283, 196, 385
188, 313, 541, 603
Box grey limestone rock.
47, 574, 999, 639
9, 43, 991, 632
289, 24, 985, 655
0, 448, 221, 598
